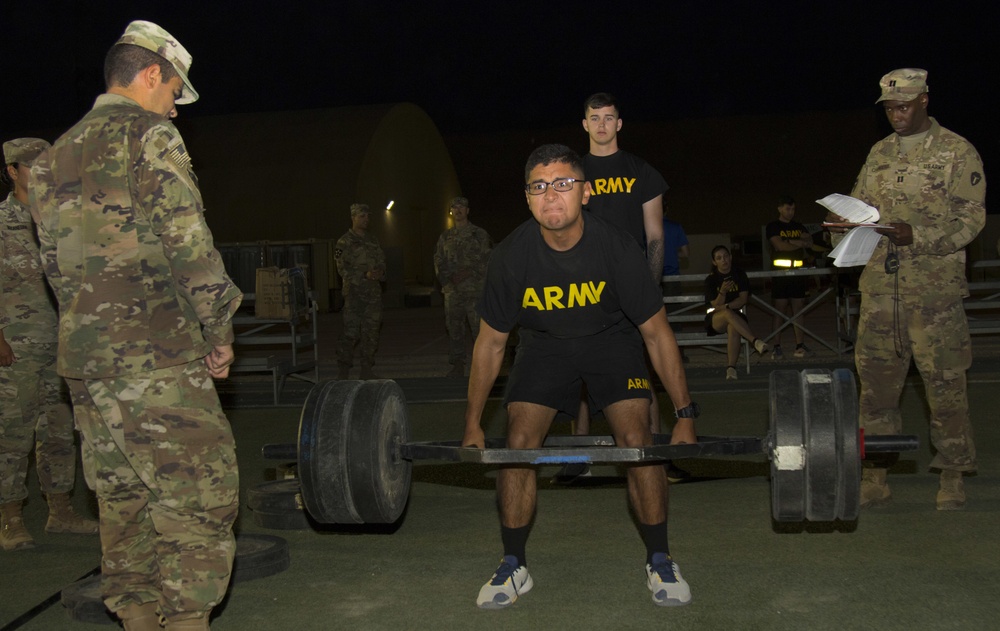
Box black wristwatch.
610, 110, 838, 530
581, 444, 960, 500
675, 402, 700, 419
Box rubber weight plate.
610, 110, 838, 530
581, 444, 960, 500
298, 380, 365, 524
802, 369, 839, 522
832, 368, 861, 521
769, 370, 806, 522
347, 380, 412, 523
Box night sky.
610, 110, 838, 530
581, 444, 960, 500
3, 1, 996, 196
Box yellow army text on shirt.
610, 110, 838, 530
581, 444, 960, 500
851, 117, 986, 297
29, 93, 242, 379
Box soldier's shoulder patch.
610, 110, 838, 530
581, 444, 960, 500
335, 248, 343, 258
971, 172, 983, 186
166, 136, 192, 171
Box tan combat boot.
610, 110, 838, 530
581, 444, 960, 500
117, 602, 163, 631
936, 470, 966, 511
1, 501, 35, 551
860, 468, 891, 508
45, 493, 99, 534
164, 613, 211, 630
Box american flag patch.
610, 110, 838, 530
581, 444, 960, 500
168, 145, 192, 170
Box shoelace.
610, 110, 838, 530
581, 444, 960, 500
649, 559, 678, 583
490, 560, 518, 585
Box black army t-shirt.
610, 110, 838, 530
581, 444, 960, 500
478, 213, 663, 343
704, 268, 751, 305
582, 150, 668, 251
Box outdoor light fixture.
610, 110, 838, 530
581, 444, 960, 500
385, 200, 395, 211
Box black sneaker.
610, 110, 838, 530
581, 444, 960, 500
552, 462, 591, 485
665, 461, 691, 484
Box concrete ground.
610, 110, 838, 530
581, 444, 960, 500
3, 303, 1000, 630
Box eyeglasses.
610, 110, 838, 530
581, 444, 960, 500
525, 178, 584, 195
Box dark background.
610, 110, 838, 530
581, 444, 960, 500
3, 1, 995, 259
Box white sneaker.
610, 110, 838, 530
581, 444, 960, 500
753, 338, 769, 355
477, 555, 533, 609
725, 367, 738, 380
646, 553, 692, 607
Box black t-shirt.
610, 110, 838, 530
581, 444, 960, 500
766, 219, 808, 263
479, 214, 663, 342
704, 268, 751, 306
582, 150, 669, 251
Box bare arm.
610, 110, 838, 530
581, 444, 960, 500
643, 195, 664, 283
462, 320, 509, 448
638, 307, 696, 443
638, 307, 691, 412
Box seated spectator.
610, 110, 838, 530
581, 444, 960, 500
704, 245, 768, 380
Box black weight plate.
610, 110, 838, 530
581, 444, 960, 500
803, 369, 839, 522
250, 508, 312, 530
832, 368, 861, 521
61, 573, 116, 625
348, 380, 412, 524
247, 479, 305, 513
233, 534, 291, 583
769, 370, 806, 522
298, 380, 364, 524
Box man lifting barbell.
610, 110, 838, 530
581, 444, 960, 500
461, 144, 698, 609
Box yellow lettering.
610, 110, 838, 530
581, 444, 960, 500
589, 281, 606, 301
627, 379, 636, 389
607, 178, 624, 194
544, 286, 565, 310
568, 283, 594, 307
623, 177, 636, 193
594, 179, 608, 195
522, 288, 543, 310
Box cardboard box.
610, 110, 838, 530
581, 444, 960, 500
255, 267, 308, 320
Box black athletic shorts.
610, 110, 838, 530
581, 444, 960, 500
771, 275, 807, 300
504, 325, 651, 416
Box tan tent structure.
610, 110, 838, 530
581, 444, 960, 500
178, 103, 460, 304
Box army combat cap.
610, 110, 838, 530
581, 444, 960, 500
450, 197, 469, 208
351, 203, 370, 217
3, 138, 51, 166
116, 20, 199, 104
876, 68, 928, 104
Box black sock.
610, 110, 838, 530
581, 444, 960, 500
501, 524, 530, 566
639, 521, 670, 563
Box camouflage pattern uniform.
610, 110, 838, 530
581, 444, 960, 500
0, 191, 76, 505
850, 116, 986, 472
29, 21, 242, 622
434, 214, 492, 369
335, 217, 385, 376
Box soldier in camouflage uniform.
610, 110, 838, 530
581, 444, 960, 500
29, 22, 242, 631
335, 203, 386, 379
1, 138, 99, 552
434, 197, 492, 377
828, 69, 986, 511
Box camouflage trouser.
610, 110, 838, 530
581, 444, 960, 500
66, 359, 239, 619
855, 293, 975, 471
338, 286, 382, 368
444, 289, 481, 365
0, 342, 75, 504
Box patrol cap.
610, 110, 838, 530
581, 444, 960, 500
115, 20, 199, 104
351, 203, 370, 217
3, 138, 51, 166
876, 68, 928, 104
450, 196, 469, 208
